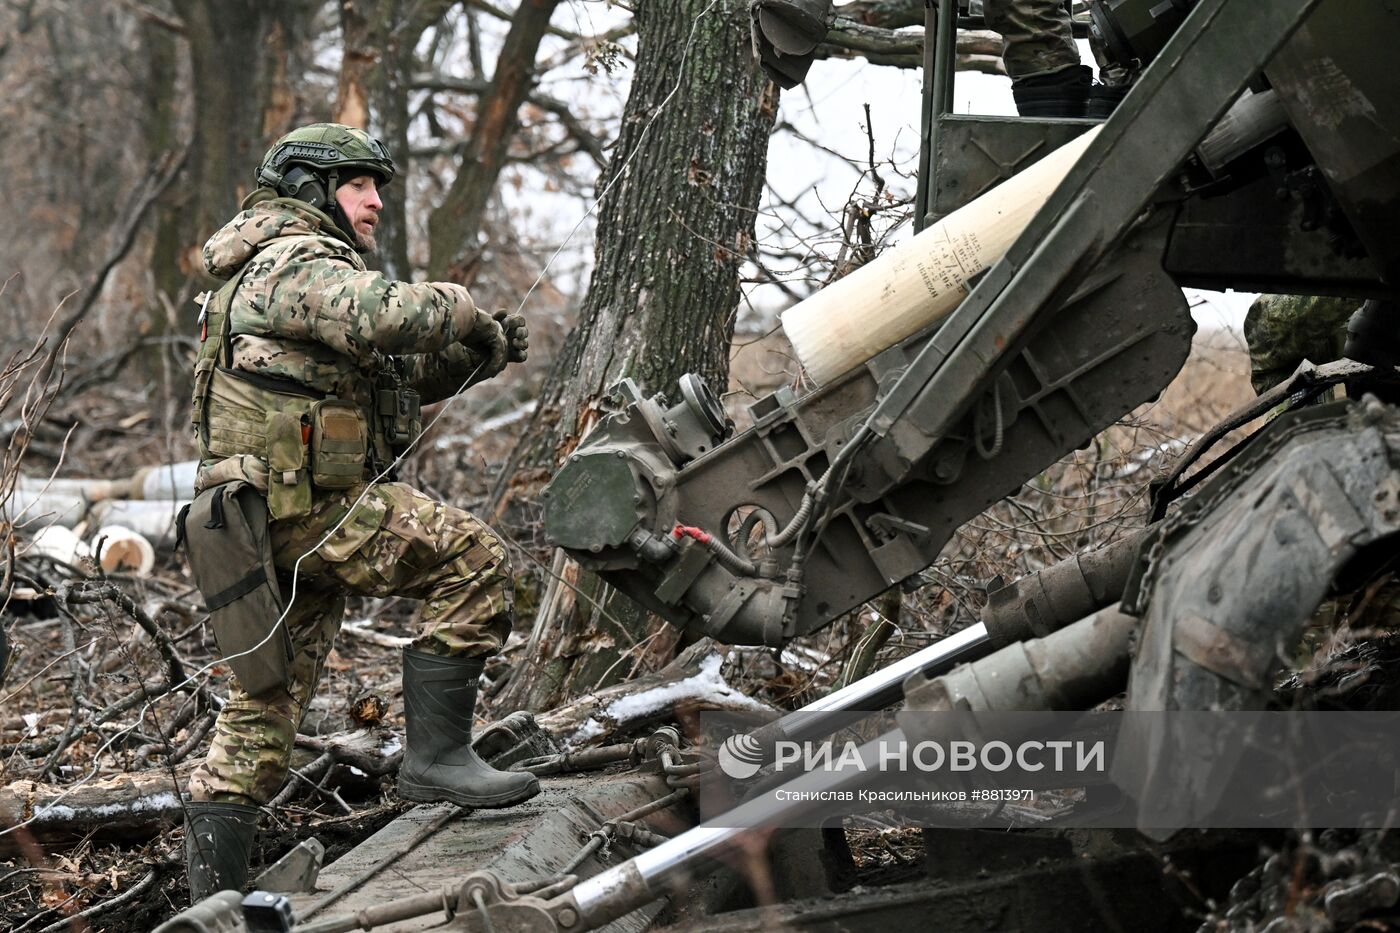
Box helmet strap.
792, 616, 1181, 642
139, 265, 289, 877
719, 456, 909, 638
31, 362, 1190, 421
322, 168, 369, 253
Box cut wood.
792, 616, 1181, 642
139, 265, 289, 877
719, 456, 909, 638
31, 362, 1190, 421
128, 460, 198, 500
296, 726, 404, 778
340, 620, 414, 649
87, 499, 186, 548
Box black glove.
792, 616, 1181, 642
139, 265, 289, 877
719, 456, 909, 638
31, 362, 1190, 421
493, 309, 529, 363
465, 309, 509, 375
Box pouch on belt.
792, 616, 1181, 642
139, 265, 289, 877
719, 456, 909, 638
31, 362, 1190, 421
310, 399, 368, 488
179, 481, 293, 697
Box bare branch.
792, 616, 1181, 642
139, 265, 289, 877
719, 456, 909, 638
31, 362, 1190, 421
115, 0, 185, 34
817, 19, 1005, 73
39, 141, 192, 389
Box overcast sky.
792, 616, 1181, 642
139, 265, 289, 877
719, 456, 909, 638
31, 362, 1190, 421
503, 10, 1256, 333
761, 37, 1257, 332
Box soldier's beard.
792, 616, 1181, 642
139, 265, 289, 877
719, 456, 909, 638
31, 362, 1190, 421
356, 230, 378, 253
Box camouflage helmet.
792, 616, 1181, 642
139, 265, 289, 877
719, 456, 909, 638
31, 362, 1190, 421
255, 123, 396, 206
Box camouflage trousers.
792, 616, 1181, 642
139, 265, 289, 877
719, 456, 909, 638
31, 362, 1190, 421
189, 481, 513, 805
983, 0, 1081, 79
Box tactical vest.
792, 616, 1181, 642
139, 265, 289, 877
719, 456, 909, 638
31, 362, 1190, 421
190, 243, 421, 519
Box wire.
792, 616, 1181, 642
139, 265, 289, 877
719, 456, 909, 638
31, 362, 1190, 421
0, 0, 732, 842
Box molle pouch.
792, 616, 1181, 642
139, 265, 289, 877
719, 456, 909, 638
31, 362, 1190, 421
180, 482, 293, 698
190, 356, 216, 431
266, 410, 312, 519
310, 400, 368, 488
377, 386, 422, 456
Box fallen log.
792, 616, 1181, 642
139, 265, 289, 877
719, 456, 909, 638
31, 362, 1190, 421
9, 461, 197, 545
128, 461, 197, 500
8, 488, 88, 529
340, 619, 414, 650
88, 499, 185, 548
0, 767, 190, 852
535, 642, 774, 747
0, 727, 404, 852
295, 727, 404, 778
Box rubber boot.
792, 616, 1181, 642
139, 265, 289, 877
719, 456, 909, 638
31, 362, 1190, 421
1011, 64, 1092, 118
399, 648, 541, 808
184, 801, 258, 903
1088, 83, 1130, 120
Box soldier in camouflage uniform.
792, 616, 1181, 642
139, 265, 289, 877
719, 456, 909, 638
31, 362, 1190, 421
1244, 293, 1357, 395
182, 123, 537, 901
982, 1, 1131, 118
983, 0, 1090, 117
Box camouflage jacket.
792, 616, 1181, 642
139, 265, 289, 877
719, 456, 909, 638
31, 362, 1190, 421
202, 190, 492, 409
1244, 294, 1357, 395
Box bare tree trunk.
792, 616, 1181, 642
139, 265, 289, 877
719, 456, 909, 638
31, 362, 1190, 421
336, 0, 406, 277
172, 0, 312, 279
143, 18, 185, 313
493, 0, 777, 711
336, 0, 456, 280
426, 0, 563, 282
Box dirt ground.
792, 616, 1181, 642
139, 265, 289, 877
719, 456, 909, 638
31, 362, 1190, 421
0, 329, 1272, 930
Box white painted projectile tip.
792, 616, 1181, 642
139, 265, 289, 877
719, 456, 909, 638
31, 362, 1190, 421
780, 125, 1103, 388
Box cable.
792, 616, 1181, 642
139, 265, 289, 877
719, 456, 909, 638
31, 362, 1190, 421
0, 0, 732, 842
974, 380, 1004, 460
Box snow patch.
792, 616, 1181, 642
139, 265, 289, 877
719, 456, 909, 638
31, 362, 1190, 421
565, 653, 765, 747
569, 718, 606, 746
34, 791, 183, 824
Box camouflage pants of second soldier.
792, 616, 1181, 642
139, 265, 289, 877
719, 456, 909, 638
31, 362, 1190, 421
188, 481, 513, 805
983, 0, 1081, 79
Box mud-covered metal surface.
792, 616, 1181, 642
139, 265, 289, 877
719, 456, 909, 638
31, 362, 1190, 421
290, 772, 684, 932
648, 829, 1268, 933
1119, 398, 1400, 829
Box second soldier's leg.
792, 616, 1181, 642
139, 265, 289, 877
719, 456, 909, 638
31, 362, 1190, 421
1245, 295, 1357, 396
185, 579, 345, 899
983, 0, 1089, 116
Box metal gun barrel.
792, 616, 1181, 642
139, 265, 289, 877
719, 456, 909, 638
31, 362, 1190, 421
754, 526, 1148, 745
565, 730, 905, 928
749, 622, 990, 753
562, 625, 989, 927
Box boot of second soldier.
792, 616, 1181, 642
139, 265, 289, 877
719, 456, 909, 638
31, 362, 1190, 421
398, 648, 541, 808
1011, 64, 1092, 118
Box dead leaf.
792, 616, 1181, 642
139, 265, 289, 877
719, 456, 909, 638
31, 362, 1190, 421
349, 691, 389, 727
